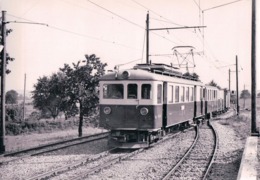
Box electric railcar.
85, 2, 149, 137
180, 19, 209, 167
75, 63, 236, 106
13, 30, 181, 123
99, 63, 230, 148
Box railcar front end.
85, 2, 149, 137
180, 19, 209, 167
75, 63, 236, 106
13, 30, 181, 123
99, 70, 164, 148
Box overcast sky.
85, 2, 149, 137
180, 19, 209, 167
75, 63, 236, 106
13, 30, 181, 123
0, 0, 259, 93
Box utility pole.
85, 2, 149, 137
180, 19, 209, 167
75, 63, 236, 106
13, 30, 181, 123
228, 68, 231, 91
251, 0, 258, 135
0, 11, 6, 154
236, 55, 239, 115
23, 73, 26, 121
146, 12, 149, 64
243, 84, 246, 109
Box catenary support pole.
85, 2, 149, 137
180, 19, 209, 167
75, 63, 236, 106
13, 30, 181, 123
0, 11, 6, 154
251, 0, 258, 135
229, 68, 231, 91
23, 73, 26, 121
236, 55, 239, 115
146, 12, 149, 64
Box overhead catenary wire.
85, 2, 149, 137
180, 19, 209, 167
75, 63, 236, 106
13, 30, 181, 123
6, 13, 142, 52
86, 0, 180, 46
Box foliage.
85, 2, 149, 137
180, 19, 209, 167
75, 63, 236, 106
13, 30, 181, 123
5, 117, 81, 135
6, 89, 18, 104
32, 72, 69, 119
208, 80, 221, 89
28, 111, 41, 121
0, 25, 15, 75
240, 89, 251, 99
32, 54, 107, 137
183, 72, 199, 80
6, 104, 24, 121
59, 54, 107, 136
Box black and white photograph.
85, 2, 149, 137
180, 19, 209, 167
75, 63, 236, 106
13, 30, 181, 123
0, 0, 259, 179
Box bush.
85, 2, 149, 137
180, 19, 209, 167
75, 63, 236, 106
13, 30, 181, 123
5, 111, 100, 135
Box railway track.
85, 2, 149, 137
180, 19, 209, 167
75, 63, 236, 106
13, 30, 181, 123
27, 148, 143, 180
162, 120, 218, 180
27, 127, 187, 180
0, 132, 109, 165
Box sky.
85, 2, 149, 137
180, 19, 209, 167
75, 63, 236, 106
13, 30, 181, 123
0, 0, 259, 94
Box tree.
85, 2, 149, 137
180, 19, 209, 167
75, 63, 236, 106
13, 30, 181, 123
183, 72, 199, 80
240, 89, 251, 99
60, 54, 107, 137
6, 90, 18, 104
0, 22, 15, 74
32, 74, 65, 119
208, 80, 221, 89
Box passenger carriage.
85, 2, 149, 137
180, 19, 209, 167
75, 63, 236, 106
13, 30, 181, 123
99, 64, 206, 148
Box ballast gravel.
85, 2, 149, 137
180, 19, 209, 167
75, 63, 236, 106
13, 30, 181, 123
0, 110, 253, 179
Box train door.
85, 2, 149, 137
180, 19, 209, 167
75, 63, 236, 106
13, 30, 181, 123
202, 87, 206, 116
162, 82, 167, 128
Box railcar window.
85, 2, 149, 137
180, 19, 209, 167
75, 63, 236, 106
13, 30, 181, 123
103, 84, 124, 99
141, 84, 152, 99
200, 87, 203, 100
157, 84, 162, 103
181, 86, 185, 102
175, 86, 179, 102
127, 84, 137, 99
169, 85, 174, 103
190, 87, 194, 101
203, 88, 206, 99
186, 87, 189, 102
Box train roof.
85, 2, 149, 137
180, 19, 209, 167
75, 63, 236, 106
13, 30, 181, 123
100, 68, 204, 86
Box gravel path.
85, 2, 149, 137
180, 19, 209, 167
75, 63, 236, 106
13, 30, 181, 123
207, 111, 251, 180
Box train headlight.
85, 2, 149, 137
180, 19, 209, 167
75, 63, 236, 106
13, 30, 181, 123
122, 71, 130, 79
140, 107, 149, 115
103, 107, 111, 114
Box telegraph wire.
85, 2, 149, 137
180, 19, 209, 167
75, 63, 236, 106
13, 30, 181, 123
131, 0, 185, 27
6, 13, 142, 52
20, 0, 41, 17
59, 0, 113, 19
86, 0, 144, 29
85, 0, 180, 46
202, 0, 244, 12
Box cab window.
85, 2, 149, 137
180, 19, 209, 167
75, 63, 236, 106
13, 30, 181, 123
142, 84, 151, 99
127, 84, 137, 99
103, 84, 123, 99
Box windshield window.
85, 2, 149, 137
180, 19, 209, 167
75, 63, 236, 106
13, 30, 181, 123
127, 84, 137, 99
141, 84, 151, 99
103, 84, 124, 99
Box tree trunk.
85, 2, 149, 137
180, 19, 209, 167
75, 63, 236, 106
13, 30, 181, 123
78, 102, 83, 137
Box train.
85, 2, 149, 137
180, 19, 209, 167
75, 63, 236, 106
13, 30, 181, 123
99, 63, 230, 148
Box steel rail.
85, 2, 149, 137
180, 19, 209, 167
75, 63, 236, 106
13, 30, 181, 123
0, 132, 109, 166
202, 120, 219, 180
27, 148, 138, 180
4, 132, 109, 157
162, 126, 199, 180
72, 148, 145, 180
